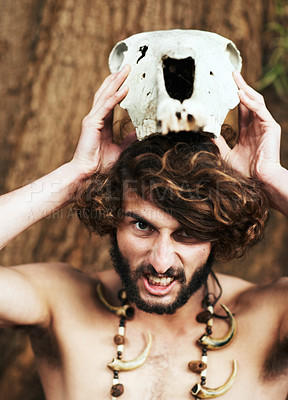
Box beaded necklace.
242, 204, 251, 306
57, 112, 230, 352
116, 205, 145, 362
96, 272, 237, 399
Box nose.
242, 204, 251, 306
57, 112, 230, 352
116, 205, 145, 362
146, 233, 177, 274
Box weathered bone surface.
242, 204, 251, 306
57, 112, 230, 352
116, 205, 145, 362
109, 30, 242, 139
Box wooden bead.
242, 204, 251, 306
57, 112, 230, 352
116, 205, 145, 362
111, 383, 124, 397
196, 310, 213, 323
188, 360, 207, 373
114, 334, 125, 345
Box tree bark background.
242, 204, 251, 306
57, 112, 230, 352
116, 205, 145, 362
0, 0, 287, 398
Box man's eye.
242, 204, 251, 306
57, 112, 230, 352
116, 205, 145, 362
180, 231, 193, 237
174, 230, 198, 243
134, 221, 151, 231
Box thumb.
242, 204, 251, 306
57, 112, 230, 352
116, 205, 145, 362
120, 130, 137, 151
211, 136, 231, 161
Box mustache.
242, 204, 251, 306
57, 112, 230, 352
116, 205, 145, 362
133, 264, 187, 284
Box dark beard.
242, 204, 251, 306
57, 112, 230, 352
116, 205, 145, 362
110, 237, 213, 315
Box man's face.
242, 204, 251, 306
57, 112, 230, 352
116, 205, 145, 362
113, 191, 212, 315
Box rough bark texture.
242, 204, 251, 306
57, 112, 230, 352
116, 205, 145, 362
0, 0, 287, 398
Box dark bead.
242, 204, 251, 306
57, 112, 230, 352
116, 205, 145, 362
201, 376, 206, 385
119, 318, 126, 327
113, 371, 119, 379
125, 306, 135, 320
111, 383, 124, 397
114, 334, 125, 345
202, 348, 207, 355
191, 384, 198, 395
117, 351, 123, 359
206, 326, 212, 335
196, 310, 213, 323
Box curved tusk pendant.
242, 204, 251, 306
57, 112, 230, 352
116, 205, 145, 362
198, 304, 236, 350
96, 283, 134, 319
190, 360, 237, 399
108, 331, 152, 371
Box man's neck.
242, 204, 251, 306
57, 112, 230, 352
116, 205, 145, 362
96, 269, 219, 332
130, 277, 212, 333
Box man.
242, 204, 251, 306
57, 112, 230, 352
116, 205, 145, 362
0, 65, 287, 399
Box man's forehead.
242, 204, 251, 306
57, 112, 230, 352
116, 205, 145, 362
122, 190, 181, 229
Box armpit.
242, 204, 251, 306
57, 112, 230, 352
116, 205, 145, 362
19, 325, 61, 368
261, 336, 288, 381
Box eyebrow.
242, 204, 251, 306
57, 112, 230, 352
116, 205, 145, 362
124, 211, 198, 238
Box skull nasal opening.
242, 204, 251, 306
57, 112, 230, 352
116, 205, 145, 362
162, 56, 195, 103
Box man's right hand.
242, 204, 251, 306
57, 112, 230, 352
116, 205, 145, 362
0, 66, 135, 250
71, 65, 136, 177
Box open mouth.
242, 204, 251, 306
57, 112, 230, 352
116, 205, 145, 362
147, 274, 174, 286
143, 274, 177, 296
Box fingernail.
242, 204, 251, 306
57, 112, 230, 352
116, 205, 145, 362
233, 70, 243, 81
238, 88, 246, 97
118, 84, 129, 93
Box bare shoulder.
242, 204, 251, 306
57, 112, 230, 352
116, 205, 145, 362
215, 272, 254, 303
217, 272, 288, 305
13, 263, 121, 303
11, 261, 87, 285
8, 261, 100, 308
236, 275, 288, 306
218, 273, 288, 337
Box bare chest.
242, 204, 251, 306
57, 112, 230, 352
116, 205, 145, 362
32, 321, 288, 400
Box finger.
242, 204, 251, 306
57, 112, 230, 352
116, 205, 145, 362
90, 84, 129, 123
233, 71, 271, 125
238, 100, 252, 130
238, 88, 275, 123
92, 73, 118, 107
211, 136, 231, 161
233, 71, 264, 104
83, 85, 129, 145
87, 69, 129, 115
108, 64, 131, 95
102, 107, 114, 138
93, 65, 131, 109
120, 130, 137, 150
82, 86, 129, 143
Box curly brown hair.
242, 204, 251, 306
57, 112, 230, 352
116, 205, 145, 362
74, 131, 269, 262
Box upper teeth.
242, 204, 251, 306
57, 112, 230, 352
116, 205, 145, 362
147, 275, 174, 286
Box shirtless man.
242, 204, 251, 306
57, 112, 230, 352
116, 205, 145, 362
0, 65, 287, 400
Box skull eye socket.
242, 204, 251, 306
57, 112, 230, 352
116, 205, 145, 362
162, 56, 195, 103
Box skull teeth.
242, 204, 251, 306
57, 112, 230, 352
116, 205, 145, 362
147, 275, 174, 286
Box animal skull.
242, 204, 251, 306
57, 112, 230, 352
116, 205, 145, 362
109, 30, 242, 139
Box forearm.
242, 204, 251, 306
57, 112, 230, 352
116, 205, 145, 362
0, 162, 84, 250
0, 68, 132, 251
262, 165, 288, 217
